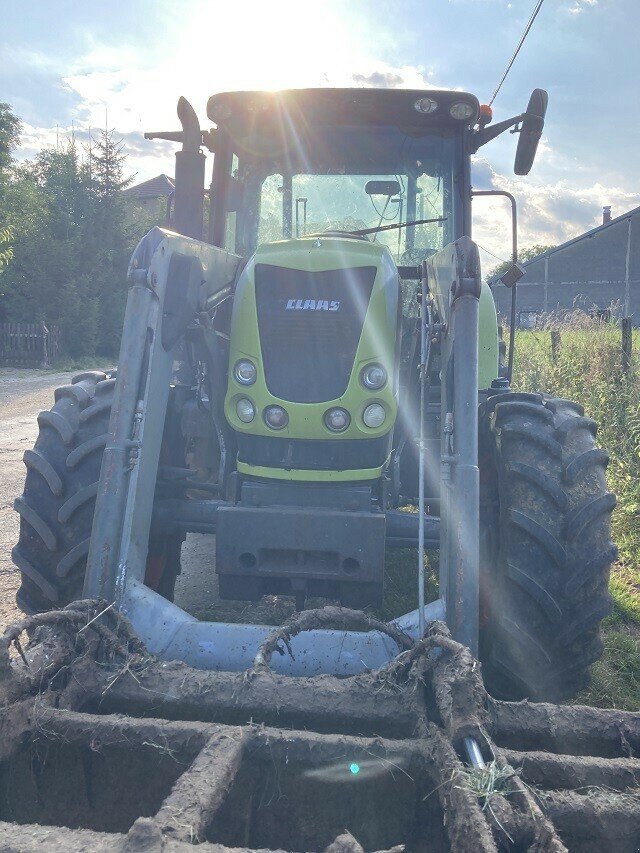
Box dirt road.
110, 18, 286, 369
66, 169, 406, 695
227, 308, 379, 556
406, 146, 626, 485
0, 369, 75, 628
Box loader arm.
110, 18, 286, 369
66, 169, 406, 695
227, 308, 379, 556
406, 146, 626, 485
83, 227, 243, 603
426, 236, 482, 652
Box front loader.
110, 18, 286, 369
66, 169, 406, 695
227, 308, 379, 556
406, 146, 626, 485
13, 87, 616, 704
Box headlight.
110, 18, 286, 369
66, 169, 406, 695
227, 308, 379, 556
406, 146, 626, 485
236, 398, 255, 423
234, 359, 256, 385
414, 97, 438, 114
363, 403, 386, 429
264, 405, 288, 430
324, 408, 350, 432
449, 101, 475, 121
360, 363, 387, 391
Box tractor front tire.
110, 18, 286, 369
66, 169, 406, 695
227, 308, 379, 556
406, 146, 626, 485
13, 371, 182, 614
478, 392, 616, 701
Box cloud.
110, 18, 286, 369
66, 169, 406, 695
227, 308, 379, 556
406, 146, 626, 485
352, 65, 442, 90
565, 0, 597, 13
471, 155, 640, 272
352, 72, 405, 88
2, 46, 86, 127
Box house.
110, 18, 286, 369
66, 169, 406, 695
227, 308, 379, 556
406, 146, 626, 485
490, 205, 640, 327
123, 174, 175, 206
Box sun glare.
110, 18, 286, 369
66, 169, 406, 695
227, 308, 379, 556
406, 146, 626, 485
180, 0, 365, 95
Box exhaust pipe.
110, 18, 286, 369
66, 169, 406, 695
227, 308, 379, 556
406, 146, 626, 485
173, 97, 205, 240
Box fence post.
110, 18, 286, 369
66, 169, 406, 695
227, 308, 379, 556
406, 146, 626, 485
40, 321, 50, 368
621, 317, 632, 376
550, 329, 561, 364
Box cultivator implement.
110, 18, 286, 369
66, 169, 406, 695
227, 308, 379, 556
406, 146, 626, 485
1, 602, 639, 852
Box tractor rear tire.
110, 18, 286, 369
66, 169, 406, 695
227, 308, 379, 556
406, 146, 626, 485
13, 371, 183, 614
478, 392, 616, 702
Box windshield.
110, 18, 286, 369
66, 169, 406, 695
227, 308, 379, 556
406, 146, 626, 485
229, 125, 461, 263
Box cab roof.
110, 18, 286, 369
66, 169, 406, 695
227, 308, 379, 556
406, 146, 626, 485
207, 88, 479, 131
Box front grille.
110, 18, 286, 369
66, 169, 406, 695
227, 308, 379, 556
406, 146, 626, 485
237, 433, 392, 471
254, 264, 377, 403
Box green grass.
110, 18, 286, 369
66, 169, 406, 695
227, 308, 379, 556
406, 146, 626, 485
575, 614, 640, 710
513, 321, 639, 708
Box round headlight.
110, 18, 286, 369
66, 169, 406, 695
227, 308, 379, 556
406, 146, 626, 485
360, 363, 387, 391
414, 97, 438, 114
363, 403, 386, 429
324, 408, 351, 432
264, 405, 288, 430
234, 359, 256, 386
236, 398, 255, 423
449, 101, 475, 121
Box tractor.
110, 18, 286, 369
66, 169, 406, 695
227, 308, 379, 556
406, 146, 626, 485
13, 86, 616, 703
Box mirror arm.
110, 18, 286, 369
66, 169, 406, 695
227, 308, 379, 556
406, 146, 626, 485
470, 114, 525, 153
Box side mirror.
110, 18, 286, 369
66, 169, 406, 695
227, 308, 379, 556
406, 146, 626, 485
365, 179, 401, 197
514, 88, 548, 176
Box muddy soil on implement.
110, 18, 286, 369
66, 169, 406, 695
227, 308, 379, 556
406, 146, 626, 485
1, 602, 640, 852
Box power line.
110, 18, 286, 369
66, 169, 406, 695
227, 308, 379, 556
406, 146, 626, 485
475, 242, 509, 264
488, 0, 545, 107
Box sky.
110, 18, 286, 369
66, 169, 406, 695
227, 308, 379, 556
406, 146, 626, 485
3, 0, 639, 268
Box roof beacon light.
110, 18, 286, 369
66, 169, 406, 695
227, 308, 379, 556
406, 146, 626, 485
479, 104, 493, 125
450, 101, 475, 121
414, 97, 438, 115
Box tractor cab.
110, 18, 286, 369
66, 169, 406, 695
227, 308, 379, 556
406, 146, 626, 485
205, 88, 476, 263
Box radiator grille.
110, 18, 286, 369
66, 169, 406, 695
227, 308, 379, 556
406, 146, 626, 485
255, 264, 377, 403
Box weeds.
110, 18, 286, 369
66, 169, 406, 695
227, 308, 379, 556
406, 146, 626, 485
460, 762, 519, 809
512, 320, 640, 623
512, 318, 639, 709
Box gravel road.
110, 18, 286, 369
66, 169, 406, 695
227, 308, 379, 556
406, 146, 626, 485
0, 368, 297, 632
0, 369, 75, 629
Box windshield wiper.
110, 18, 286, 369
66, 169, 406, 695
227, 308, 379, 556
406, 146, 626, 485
348, 216, 446, 237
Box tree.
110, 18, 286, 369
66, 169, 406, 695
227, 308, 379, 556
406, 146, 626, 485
86, 128, 134, 355
0, 109, 165, 357
0, 103, 21, 178
0, 104, 23, 288
488, 244, 556, 282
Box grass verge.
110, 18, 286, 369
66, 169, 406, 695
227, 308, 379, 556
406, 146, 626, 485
513, 321, 639, 708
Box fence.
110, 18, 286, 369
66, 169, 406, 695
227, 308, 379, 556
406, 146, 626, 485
0, 322, 62, 368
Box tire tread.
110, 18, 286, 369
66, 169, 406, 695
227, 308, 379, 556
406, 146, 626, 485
480, 391, 615, 701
